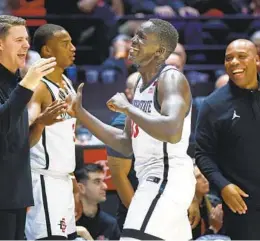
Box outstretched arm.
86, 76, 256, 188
70, 84, 133, 156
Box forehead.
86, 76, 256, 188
138, 21, 158, 37
225, 41, 253, 55
88, 171, 104, 180
50, 30, 71, 42
7, 25, 28, 38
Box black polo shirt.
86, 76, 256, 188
77, 207, 121, 240
0, 64, 34, 209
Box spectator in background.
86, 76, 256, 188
75, 164, 121, 240
123, 0, 199, 18
165, 52, 184, 72
121, 0, 204, 59
0, 0, 20, 15
101, 34, 137, 83
174, 42, 187, 66
185, 0, 248, 14
249, 0, 260, 15
251, 30, 260, 58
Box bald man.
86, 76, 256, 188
174, 43, 187, 66
165, 52, 184, 72
195, 39, 260, 239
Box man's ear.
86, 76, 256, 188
256, 54, 260, 68
155, 47, 166, 57
77, 182, 85, 194
42, 45, 52, 57
0, 39, 4, 51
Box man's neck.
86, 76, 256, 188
138, 61, 164, 84
81, 198, 98, 218
0, 59, 17, 74
45, 67, 64, 87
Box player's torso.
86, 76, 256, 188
30, 75, 76, 174
131, 66, 193, 180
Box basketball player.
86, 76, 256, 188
68, 19, 196, 240
25, 24, 80, 240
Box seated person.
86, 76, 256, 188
75, 164, 121, 240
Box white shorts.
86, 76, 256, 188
121, 162, 196, 241
25, 171, 76, 239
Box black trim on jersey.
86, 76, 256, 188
153, 84, 161, 113
122, 229, 163, 240
40, 175, 52, 238
38, 236, 66, 240
139, 142, 169, 233
43, 77, 60, 88
41, 80, 55, 102
153, 67, 192, 117
139, 65, 166, 93
62, 76, 73, 91
42, 129, 50, 170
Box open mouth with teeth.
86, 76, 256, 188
232, 69, 245, 75
18, 54, 26, 58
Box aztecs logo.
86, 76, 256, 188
58, 218, 67, 233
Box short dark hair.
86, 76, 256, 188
33, 23, 65, 54
75, 163, 104, 183
0, 15, 26, 39
149, 18, 179, 59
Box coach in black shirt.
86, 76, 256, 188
0, 15, 56, 239
195, 39, 260, 239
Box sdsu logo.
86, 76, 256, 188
58, 218, 67, 233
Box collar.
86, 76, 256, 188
0, 63, 21, 85
83, 204, 100, 219
228, 74, 260, 96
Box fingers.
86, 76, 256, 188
107, 101, 117, 112
235, 195, 247, 214
35, 58, 56, 76
77, 83, 84, 95
237, 187, 249, 198
48, 100, 67, 111
37, 57, 56, 67
191, 214, 200, 229
227, 196, 247, 214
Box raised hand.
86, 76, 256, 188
36, 100, 68, 126
221, 184, 249, 214
65, 83, 84, 117
20, 57, 56, 91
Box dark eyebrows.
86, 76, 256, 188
93, 178, 102, 182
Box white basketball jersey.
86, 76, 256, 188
131, 66, 192, 180
30, 75, 76, 174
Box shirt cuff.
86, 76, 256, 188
211, 172, 231, 191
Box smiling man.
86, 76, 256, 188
67, 18, 196, 240
0, 15, 57, 239
195, 39, 260, 239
